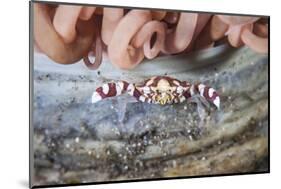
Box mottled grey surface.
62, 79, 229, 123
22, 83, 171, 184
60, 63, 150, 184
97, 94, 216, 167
31, 45, 268, 186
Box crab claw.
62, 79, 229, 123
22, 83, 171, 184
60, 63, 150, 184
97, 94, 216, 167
213, 96, 220, 109
197, 84, 220, 109
92, 91, 102, 103
189, 84, 221, 110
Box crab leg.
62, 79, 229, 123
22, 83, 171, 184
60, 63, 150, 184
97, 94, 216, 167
185, 83, 220, 109
127, 84, 152, 103
91, 81, 129, 103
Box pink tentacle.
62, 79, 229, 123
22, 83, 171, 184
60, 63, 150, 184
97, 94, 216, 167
253, 23, 268, 38
101, 8, 124, 45
210, 15, 229, 41
151, 11, 166, 20
217, 15, 259, 25
79, 6, 96, 20
227, 24, 253, 47
132, 20, 166, 59
241, 28, 268, 54
107, 10, 152, 69
53, 5, 83, 44
194, 15, 215, 50
83, 28, 103, 70
163, 12, 179, 24
162, 13, 198, 54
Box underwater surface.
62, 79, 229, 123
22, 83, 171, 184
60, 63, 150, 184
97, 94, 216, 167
31, 45, 268, 185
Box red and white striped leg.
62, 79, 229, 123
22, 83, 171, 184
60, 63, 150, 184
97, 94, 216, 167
127, 84, 152, 103
92, 81, 129, 103
188, 83, 220, 109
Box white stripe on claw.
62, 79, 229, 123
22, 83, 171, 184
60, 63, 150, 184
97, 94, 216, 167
208, 88, 215, 98
102, 84, 109, 95
92, 92, 102, 103
190, 85, 195, 96
213, 96, 220, 109
127, 84, 135, 96
117, 81, 124, 94
198, 84, 205, 97
116, 82, 124, 95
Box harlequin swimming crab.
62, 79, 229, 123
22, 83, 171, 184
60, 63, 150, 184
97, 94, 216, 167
92, 76, 220, 109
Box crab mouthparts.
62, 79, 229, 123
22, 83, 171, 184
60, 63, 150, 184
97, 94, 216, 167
157, 93, 172, 105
